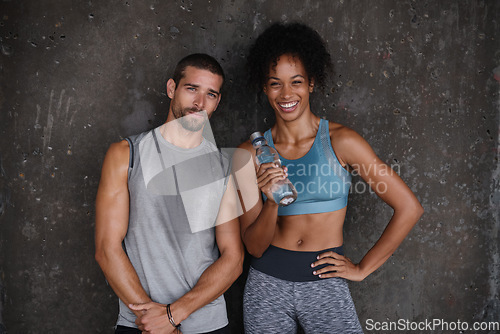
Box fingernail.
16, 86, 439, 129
313, 271, 317, 275
319, 274, 322, 278
317, 256, 320, 259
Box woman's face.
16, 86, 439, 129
263, 54, 314, 122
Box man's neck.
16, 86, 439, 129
160, 121, 204, 149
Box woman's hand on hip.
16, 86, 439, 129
311, 251, 367, 282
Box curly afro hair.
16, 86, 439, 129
247, 22, 332, 92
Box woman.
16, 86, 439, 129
238, 22, 424, 333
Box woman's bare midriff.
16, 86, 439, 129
271, 206, 347, 251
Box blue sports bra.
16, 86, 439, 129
263, 119, 351, 216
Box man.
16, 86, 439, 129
95, 53, 244, 334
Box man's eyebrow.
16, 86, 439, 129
184, 83, 220, 95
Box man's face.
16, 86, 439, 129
167, 66, 223, 132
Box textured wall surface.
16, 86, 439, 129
0, 0, 499, 333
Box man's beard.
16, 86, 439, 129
172, 105, 208, 132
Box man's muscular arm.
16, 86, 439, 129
130, 176, 244, 333
95, 140, 152, 317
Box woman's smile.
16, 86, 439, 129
278, 101, 299, 112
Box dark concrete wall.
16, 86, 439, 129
0, 0, 499, 333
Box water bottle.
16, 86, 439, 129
250, 132, 298, 206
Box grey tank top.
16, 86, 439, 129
116, 126, 230, 333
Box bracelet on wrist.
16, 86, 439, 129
166, 304, 181, 329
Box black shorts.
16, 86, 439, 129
115, 324, 230, 334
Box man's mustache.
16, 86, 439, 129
185, 108, 207, 114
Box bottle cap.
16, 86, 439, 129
250, 131, 264, 143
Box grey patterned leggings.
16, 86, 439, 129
243, 267, 363, 334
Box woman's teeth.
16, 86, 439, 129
279, 101, 298, 109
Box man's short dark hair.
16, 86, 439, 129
172, 53, 225, 87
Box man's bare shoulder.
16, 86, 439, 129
110, 139, 130, 151
102, 140, 130, 173
232, 140, 256, 171
237, 139, 254, 152
96, 140, 130, 203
